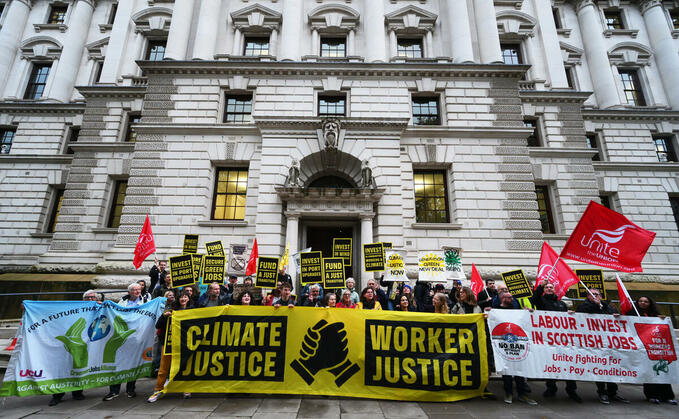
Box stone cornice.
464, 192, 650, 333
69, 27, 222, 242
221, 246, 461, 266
134, 124, 260, 135
68, 143, 136, 152
254, 116, 410, 131
581, 109, 679, 121
0, 155, 73, 164
402, 126, 534, 139
529, 148, 599, 158
593, 161, 679, 172
137, 60, 531, 79
519, 90, 593, 104
76, 85, 146, 99
0, 102, 85, 114
275, 186, 385, 203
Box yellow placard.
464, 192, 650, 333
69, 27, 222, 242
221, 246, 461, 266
165, 306, 487, 402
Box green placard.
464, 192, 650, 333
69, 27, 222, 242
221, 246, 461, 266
183, 234, 199, 254
323, 258, 345, 289
332, 238, 352, 267
202, 255, 226, 284
501, 269, 533, 299
299, 251, 323, 285
576, 269, 606, 300
190, 254, 203, 284
256, 256, 279, 288
363, 243, 385, 272
169, 254, 195, 288
205, 240, 225, 256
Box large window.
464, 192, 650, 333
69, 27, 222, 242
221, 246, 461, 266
108, 3, 118, 25
145, 40, 166, 61
224, 94, 253, 123
24, 64, 51, 99
64, 126, 79, 154
670, 197, 679, 232
412, 97, 440, 125
619, 69, 646, 106
501, 44, 522, 65
320, 37, 346, 58
107, 180, 127, 228
48, 188, 65, 233
654, 135, 677, 162
397, 38, 423, 58
565, 66, 576, 89
524, 119, 541, 147
212, 168, 248, 220
125, 113, 141, 142
671, 10, 679, 30
586, 133, 601, 161
243, 37, 270, 56
0, 3, 5, 18
414, 170, 449, 223
1, 128, 16, 154
552, 8, 562, 29
604, 10, 624, 30
535, 185, 556, 234
47, 5, 67, 24
318, 95, 346, 117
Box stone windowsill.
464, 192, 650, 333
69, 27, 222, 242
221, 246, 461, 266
30, 232, 53, 239
411, 223, 463, 230
603, 29, 638, 38
542, 234, 570, 240
34, 23, 68, 33
98, 23, 112, 33
92, 227, 118, 234
672, 29, 679, 39
197, 220, 248, 227
556, 28, 571, 37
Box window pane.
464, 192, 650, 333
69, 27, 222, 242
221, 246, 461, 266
320, 38, 346, 57
654, 136, 677, 162
212, 169, 248, 220
412, 97, 440, 125
48, 6, 67, 24
535, 185, 556, 234
244, 37, 270, 56
319, 96, 346, 116
24, 64, 51, 100
48, 189, 64, 233
125, 114, 141, 142
618, 70, 646, 106
604, 11, 623, 30
146, 40, 166, 61
397, 38, 423, 58
107, 181, 128, 228
1, 129, 16, 154
413, 170, 449, 223
501, 44, 522, 65
224, 94, 253, 123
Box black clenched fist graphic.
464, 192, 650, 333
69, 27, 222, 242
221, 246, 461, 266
290, 319, 360, 387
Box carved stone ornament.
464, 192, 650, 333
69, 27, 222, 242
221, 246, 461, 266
361, 160, 374, 189
322, 118, 341, 150
286, 159, 300, 187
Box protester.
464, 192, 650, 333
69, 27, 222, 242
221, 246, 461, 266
414, 280, 433, 312
625, 296, 677, 405
448, 280, 462, 305
243, 277, 254, 287
198, 282, 228, 307
380, 276, 402, 310
277, 266, 293, 291
576, 288, 629, 405
433, 292, 449, 314
450, 286, 482, 314
184, 284, 200, 306
477, 279, 497, 310
300, 283, 324, 303
225, 275, 238, 299
530, 279, 581, 402
273, 283, 295, 308
322, 293, 337, 308
394, 294, 416, 312
152, 272, 175, 299
163, 290, 175, 308
48, 290, 99, 406
345, 278, 359, 304
298, 284, 323, 307
104, 283, 147, 400
493, 291, 538, 405
236, 290, 255, 306
263, 284, 282, 306
367, 279, 388, 309
153, 290, 176, 374
357, 287, 382, 310
337, 289, 356, 308
149, 257, 167, 292
137, 280, 152, 301
147, 290, 192, 403
491, 284, 519, 309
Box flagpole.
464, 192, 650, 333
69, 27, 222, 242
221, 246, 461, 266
579, 281, 603, 309
616, 273, 640, 316
543, 256, 560, 284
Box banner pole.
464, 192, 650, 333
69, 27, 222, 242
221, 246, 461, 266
617, 273, 640, 316
543, 256, 560, 284
579, 281, 603, 309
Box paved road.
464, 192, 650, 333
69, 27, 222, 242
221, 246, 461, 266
1, 378, 677, 419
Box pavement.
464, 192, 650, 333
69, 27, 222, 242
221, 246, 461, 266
1, 378, 678, 419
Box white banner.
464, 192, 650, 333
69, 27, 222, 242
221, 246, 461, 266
488, 309, 679, 384
418, 252, 446, 282
383, 250, 407, 282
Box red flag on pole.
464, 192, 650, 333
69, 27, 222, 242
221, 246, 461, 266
245, 238, 258, 276
133, 215, 155, 269
560, 201, 656, 272
470, 263, 485, 297
616, 273, 636, 315
535, 242, 580, 299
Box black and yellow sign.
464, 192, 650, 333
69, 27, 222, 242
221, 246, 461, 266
190, 254, 203, 284
165, 306, 488, 402
501, 269, 532, 299
169, 254, 195, 288
202, 255, 225, 284
332, 238, 352, 267
576, 269, 606, 300
382, 242, 393, 250
183, 234, 199, 254
323, 258, 345, 289
256, 257, 279, 288
363, 243, 385, 272
163, 317, 172, 356
205, 240, 225, 256
299, 251, 323, 285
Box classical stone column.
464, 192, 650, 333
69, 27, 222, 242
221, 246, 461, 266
50, 0, 94, 102
192, 0, 220, 60
474, 0, 503, 63
270, 28, 279, 57
447, 0, 474, 63
640, 0, 679, 109
4, 57, 30, 99
348, 29, 356, 56
424, 30, 434, 58
364, 0, 386, 62
360, 213, 374, 282
574, 0, 619, 108
0, 0, 31, 97
121, 31, 144, 78
100, 0, 134, 83
279, 0, 303, 60
388, 30, 397, 58
231, 27, 242, 55
532, 0, 568, 88
285, 212, 300, 282
311, 28, 319, 56
524, 34, 547, 87
164, 0, 196, 60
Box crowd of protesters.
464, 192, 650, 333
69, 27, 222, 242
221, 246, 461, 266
45, 258, 676, 408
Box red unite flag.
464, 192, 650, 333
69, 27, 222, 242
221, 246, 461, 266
616, 274, 635, 315
133, 215, 156, 269
245, 238, 258, 276
535, 242, 580, 299
470, 264, 485, 297
560, 201, 656, 273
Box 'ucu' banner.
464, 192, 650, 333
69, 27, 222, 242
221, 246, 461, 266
560, 201, 656, 273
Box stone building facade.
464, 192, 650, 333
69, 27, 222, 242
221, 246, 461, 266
0, 0, 678, 287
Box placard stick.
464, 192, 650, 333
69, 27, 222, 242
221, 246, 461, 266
579, 280, 603, 309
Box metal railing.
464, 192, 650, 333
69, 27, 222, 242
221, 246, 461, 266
566, 298, 679, 328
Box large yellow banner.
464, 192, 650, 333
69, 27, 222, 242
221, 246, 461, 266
165, 306, 488, 402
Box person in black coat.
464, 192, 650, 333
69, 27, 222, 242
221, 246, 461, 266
414, 280, 433, 312
477, 279, 497, 310
149, 258, 167, 293
576, 289, 629, 405
530, 280, 581, 403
